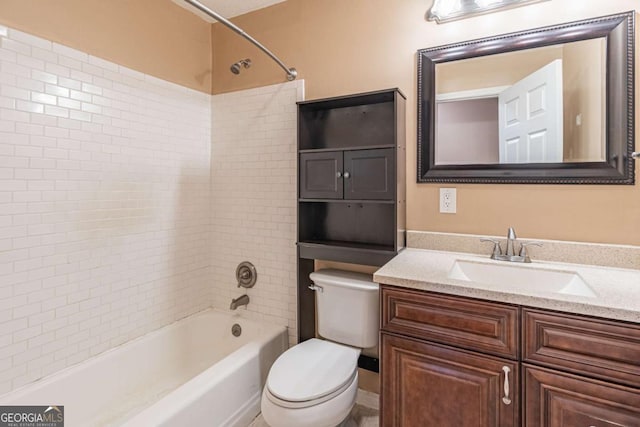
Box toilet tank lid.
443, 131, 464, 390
309, 269, 377, 291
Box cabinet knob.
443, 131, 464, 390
336, 171, 342, 178
343, 171, 351, 179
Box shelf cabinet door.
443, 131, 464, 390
381, 333, 519, 427
524, 365, 640, 427
299, 151, 343, 199
344, 148, 394, 200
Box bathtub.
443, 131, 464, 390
0, 309, 288, 427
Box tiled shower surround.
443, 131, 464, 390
0, 26, 219, 393
211, 81, 302, 347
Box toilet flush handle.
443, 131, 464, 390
308, 284, 323, 293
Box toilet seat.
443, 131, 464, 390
266, 369, 357, 409
265, 339, 360, 408
261, 369, 359, 427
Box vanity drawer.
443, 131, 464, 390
381, 286, 519, 359
523, 309, 640, 388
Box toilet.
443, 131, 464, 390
261, 269, 379, 427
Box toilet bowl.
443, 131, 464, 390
260, 269, 379, 427
261, 339, 359, 427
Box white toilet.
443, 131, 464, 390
261, 269, 379, 427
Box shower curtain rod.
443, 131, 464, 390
182, 0, 298, 81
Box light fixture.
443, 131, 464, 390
428, 0, 549, 24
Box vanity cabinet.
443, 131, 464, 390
380, 287, 519, 427
380, 285, 640, 427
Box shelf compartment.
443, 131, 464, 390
299, 98, 396, 150
298, 198, 395, 204
299, 144, 396, 153
299, 201, 395, 248
298, 241, 397, 266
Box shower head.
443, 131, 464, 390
230, 58, 251, 75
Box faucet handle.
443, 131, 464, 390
480, 238, 502, 258
518, 241, 542, 262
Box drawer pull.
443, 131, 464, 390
502, 366, 512, 405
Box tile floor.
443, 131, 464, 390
248, 389, 379, 427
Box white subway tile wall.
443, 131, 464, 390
211, 81, 302, 346
0, 27, 213, 393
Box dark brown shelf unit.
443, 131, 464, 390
298, 241, 398, 266
299, 144, 396, 153
298, 198, 396, 204
297, 88, 406, 373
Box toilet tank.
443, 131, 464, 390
309, 269, 379, 348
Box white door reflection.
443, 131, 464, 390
498, 59, 563, 163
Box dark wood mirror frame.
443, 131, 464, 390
417, 11, 635, 184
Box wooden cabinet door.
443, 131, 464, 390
524, 365, 640, 427
381, 333, 519, 427
344, 148, 394, 200
299, 151, 343, 199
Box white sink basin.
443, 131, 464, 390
448, 260, 596, 298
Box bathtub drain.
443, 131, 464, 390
232, 323, 242, 337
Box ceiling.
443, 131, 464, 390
172, 0, 287, 21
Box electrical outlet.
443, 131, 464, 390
439, 188, 457, 214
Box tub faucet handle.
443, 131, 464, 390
236, 262, 257, 288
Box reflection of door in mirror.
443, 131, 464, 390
498, 59, 563, 163
434, 38, 606, 166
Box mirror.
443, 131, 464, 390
417, 11, 635, 184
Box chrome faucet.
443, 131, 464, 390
505, 227, 517, 257
481, 227, 542, 263
230, 294, 250, 310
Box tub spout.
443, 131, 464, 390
230, 294, 249, 310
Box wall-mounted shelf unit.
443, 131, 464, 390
296, 88, 406, 371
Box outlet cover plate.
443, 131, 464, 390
439, 188, 457, 214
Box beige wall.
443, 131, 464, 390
563, 39, 606, 162
212, 0, 640, 246
435, 45, 563, 93
0, 0, 212, 93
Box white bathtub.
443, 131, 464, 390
0, 309, 288, 427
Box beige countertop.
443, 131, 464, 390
374, 248, 640, 323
